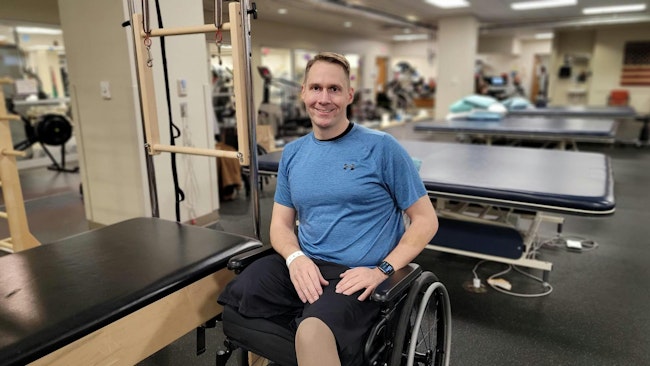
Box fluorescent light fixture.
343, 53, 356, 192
511, 0, 576, 11
277, 8, 288, 15
15, 26, 62, 35
535, 32, 554, 39
343, 21, 352, 28
393, 34, 430, 41
583, 4, 647, 15
424, 0, 470, 9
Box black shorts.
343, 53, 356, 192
218, 254, 381, 365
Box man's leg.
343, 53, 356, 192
295, 317, 341, 366
295, 260, 381, 366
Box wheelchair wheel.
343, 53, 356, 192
390, 272, 451, 366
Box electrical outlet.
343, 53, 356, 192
177, 79, 187, 97
180, 102, 188, 117
100, 81, 111, 100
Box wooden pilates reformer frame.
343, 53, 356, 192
0, 2, 262, 365
129, 0, 261, 235
0, 78, 41, 253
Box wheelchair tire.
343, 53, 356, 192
389, 272, 451, 366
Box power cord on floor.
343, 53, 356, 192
537, 235, 600, 253
467, 230, 599, 297
470, 260, 553, 298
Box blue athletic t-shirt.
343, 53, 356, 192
274, 124, 427, 267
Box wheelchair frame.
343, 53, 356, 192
216, 246, 451, 366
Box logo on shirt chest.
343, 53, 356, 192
343, 163, 355, 170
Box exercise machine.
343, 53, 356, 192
257, 66, 310, 137
9, 99, 78, 173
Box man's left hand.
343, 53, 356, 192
336, 266, 387, 301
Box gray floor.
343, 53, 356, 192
1, 121, 649, 366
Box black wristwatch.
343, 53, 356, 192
377, 260, 395, 276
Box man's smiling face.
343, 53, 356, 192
301, 61, 354, 138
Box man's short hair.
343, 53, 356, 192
304, 52, 350, 84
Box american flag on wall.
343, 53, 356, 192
621, 41, 650, 86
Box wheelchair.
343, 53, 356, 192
216, 246, 452, 366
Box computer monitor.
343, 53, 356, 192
558, 66, 572, 79
491, 76, 505, 86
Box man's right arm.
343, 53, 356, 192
270, 202, 301, 257
270, 202, 328, 303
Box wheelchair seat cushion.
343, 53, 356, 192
218, 254, 381, 365
223, 305, 297, 366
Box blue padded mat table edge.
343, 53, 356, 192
253, 141, 615, 215
413, 117, 618, 140
0, 217, 262, 366
508, 105, 636, 119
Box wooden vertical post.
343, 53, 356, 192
0, 78, 41, 252
229, 1, 250, 166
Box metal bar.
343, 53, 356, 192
238, 0, 261, 240
426, 244, 553, 272
215, 0, 223, 29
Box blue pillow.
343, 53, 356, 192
502, 97, 533, 110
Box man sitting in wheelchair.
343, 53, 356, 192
218, 52, 439, 366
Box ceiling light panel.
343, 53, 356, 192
424, 0, 470, 9
535, 32, 554, 39
393, 33, 430, 41
15, 27, 62, 35
583, 4, 647, 15
511, 0, 577, 11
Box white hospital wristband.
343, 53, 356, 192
286, 250, 305, 267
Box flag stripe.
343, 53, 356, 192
621, 42, 650, 85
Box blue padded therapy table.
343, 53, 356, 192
413, 117, 619, 149
508, 105, 636, 119
252, 141, 614, 278
0, 217, 261, 366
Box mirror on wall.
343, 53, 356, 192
0, 23, 67, 100
0, 22, 74, 169
257, 47, 362, 138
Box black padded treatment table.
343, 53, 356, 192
250, 141, 614, 279
413, 117, 619, 149
0, 217, 261, 366
508, 105, 636, 119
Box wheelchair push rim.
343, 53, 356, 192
390, 272, 451, 366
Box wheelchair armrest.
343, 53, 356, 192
370, 263, 423, 303
227, 245, 276, 272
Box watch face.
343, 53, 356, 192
379, 261, 394, 275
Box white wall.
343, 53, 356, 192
435, 16, 479, 119
0, 0, 60, 25
514, 39, 552, 100
147, 0, 219, 223
58, 0, 149, 225
548, 25, 650, 112
589, 24, 650, 113
548, 30, 595, 105
478, 35, 518, 55
58, 0, 218, 226
390, 40, 437, 81
249, 19, 391, 111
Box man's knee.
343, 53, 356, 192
296, 317, 340, 366
296, 317, 335, 347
